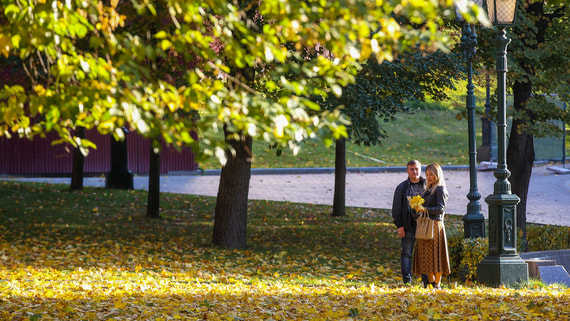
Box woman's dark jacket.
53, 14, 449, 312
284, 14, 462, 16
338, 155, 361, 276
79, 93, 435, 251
421, 185, 449, 221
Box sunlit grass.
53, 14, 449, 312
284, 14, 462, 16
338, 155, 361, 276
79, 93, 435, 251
199, 109, 481, 170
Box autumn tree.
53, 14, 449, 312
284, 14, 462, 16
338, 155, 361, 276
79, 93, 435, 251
323, 50, 461, 216
0, 0, 484, 249
477, 0, 569, 249
208, 1, 482, 247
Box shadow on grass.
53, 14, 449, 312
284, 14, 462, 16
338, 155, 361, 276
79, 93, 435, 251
2, 181, 567, 319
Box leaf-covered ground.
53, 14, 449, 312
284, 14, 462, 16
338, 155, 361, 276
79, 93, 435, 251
0, 182, 568, 320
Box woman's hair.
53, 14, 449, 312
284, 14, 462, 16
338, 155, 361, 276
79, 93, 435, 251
425, 163, 446, 194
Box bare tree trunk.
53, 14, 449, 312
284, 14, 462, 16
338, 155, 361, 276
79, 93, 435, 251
70, 126, 85, 190
332, 137, 346, 217
507, 80, 534, 252
212, 131, 252, 249
146, 141, 161, 218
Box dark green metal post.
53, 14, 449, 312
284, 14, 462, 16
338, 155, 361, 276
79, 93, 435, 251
460, 23, 486, 239
477, 27, 528, 287
477, 72, 493, 162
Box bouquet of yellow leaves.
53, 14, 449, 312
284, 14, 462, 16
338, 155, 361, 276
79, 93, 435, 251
407, 195, 425, 212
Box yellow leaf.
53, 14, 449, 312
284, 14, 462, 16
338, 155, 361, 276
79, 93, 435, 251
408, 303, 418, 312
114, 298, 127, 309
0, 34, 11, 58
407, 195, 425, 211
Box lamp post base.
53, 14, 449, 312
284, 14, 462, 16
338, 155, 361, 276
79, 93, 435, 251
477, 255, 528, 287
478, 191, 528, 287
463, 214, 486, 238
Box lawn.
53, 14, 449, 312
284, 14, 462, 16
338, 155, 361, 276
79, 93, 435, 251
1, 181, 568, 320
199, 109, 478, 170
200, 108, 569, 170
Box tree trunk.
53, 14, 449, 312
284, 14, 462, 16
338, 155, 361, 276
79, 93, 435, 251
211, 0, 257, 249
212, 131, 252, 249
332, 137, 346, 216
507, 80, 534, 252
105, 129, 134, 190
146, 141, 161, 219
70, 126, 85, 190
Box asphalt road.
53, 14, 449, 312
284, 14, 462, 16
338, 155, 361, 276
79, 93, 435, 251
6, 164, 569, 226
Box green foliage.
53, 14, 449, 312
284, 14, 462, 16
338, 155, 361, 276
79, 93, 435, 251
460, 237, 489, 281
476, 1, 570, 136
448, 233, 464, 275
0, 0, 469, 165
448, 234, 488, 281
319, 50, 462, 146
518, 224, 570, 253
449, 223, 570, 282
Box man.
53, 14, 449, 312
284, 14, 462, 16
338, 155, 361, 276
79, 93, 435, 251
392, 160, 427, 285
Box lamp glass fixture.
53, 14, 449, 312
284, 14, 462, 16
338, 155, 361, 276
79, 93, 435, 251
486, 0, 517, 26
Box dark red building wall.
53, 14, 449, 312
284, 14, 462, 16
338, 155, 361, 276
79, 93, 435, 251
0, 130, 198, 175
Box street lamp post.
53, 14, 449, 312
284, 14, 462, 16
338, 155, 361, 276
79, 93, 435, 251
460, 15, 486, 238
477, 71, 493, 162
477, 0, 528, 287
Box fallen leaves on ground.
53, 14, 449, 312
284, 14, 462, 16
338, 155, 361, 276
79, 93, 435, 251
0, 182, 569, 320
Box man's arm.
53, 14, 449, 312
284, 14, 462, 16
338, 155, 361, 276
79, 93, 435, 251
392, 183, 404, 228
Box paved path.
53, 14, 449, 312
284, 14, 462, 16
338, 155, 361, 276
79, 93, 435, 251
5, 165, 569, 226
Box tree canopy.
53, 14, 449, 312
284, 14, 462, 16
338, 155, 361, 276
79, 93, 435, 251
0, 0, 484, 161
475, 0, 568, 248
477, 0, 569, 137
322, 49, 462, 146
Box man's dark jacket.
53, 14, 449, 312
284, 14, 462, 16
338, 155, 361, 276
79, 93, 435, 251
391, 177, 426, 232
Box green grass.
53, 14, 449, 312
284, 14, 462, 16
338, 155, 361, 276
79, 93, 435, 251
201, 99, 570, 170
0, 181, 419, 266
200, 109, 481, 169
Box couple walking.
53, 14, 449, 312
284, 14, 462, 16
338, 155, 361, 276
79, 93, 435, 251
392, 160, 450, 288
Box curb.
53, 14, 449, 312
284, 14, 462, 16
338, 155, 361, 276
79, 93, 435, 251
174, 165, 471, 176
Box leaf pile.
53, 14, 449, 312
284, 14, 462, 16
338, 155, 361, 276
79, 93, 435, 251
0, 181, 569, 320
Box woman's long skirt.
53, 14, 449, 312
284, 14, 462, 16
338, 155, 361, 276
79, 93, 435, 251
413, 220, 450, 276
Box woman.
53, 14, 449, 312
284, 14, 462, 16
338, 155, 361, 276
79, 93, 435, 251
413, 163, 450, 289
